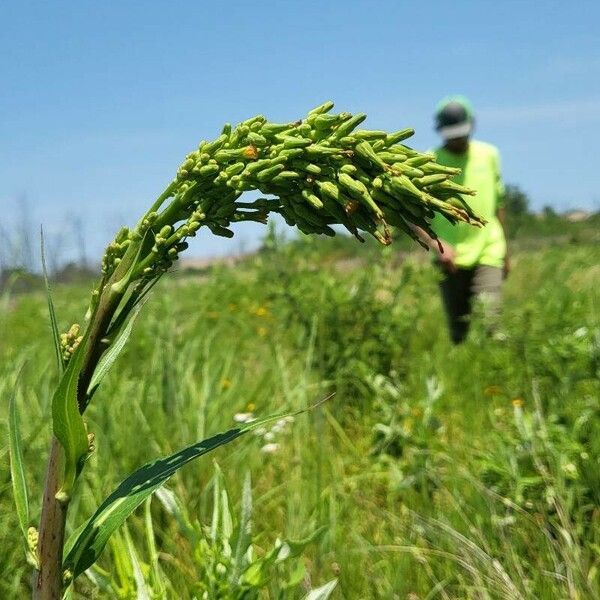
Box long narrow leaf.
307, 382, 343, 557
8, 374, 29, 538
52, 333, 91, 499
64, 413, 290, 578
231, 471, 253, 584
124, 526, 151, 600
87, 303, 144, 398
154, 488, 196, 542
144, 497, 166, 597
41, 227, 64, 374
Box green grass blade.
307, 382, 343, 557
124, 526, 151, 600
41, 227, 64, 374
210, 463, 222, 543
64, 412, 293, 578
303, 579, 338, 600
52, 332, 92, 499
8, 374, 29, 538
144, 497, 166, 597
154, 488, 196, 542
231, 471, 253, 584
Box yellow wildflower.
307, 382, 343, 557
220, 378, 232, 390
512, 398, 524, 408
253, 306, 270, 317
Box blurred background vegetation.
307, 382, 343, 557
0, 199, 598, 598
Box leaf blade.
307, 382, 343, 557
87, 303, 143, 397
41, 227, 64, 375
8, 374, 29, 538
64, 413, 287, 578
52, 335, 91, 499
230, 471, 253, 584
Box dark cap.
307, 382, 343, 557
435, 95, 474, 140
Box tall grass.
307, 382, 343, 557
1, 240, 598, 598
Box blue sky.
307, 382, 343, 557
1, 0, 599, 263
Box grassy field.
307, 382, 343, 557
1, 231, 599, 599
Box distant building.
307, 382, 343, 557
563, 210, 592, 222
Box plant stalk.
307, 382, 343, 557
34, 274, 126, 598
33, 437, 68, 600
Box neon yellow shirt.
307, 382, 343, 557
430, 140, 506, 268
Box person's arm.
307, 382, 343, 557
412, 226, 457, 274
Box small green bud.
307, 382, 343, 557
307, 100, 335, 117
159, 225, 172, 238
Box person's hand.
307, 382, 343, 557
503, 254, 511, 280
435, 240, 457, 274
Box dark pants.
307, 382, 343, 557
439, 265, 503, 344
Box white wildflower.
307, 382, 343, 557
234, 412, 255, 423
271, 419, 288, 433
261, 443, 280, 454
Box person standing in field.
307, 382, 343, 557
417, 96, 509, 343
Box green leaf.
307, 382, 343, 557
285, 560, 306, 589
154, 487, 196, 542
210, 463, 222, 543
61, 586, 73, 600
64, 520, 88, 560
52, 332, 91, 500
144, 498, 166, 597
64, 413, 287, 578
41, 227, 64, 374
124, 526, 151, 600
8, 373, 29, 538
275, 526, 327, 562
303, 579, 338, 600
241, 526, 327, 587
230, 471, 253, 584
110, 229, 152, 295
87, 303, 143, 398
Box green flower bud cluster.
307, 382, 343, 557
60, 324, 83, 363
99, 101, 483, 289
100, 227, 132, 277
166, 100, 480, 247
26, 526, 39, 569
